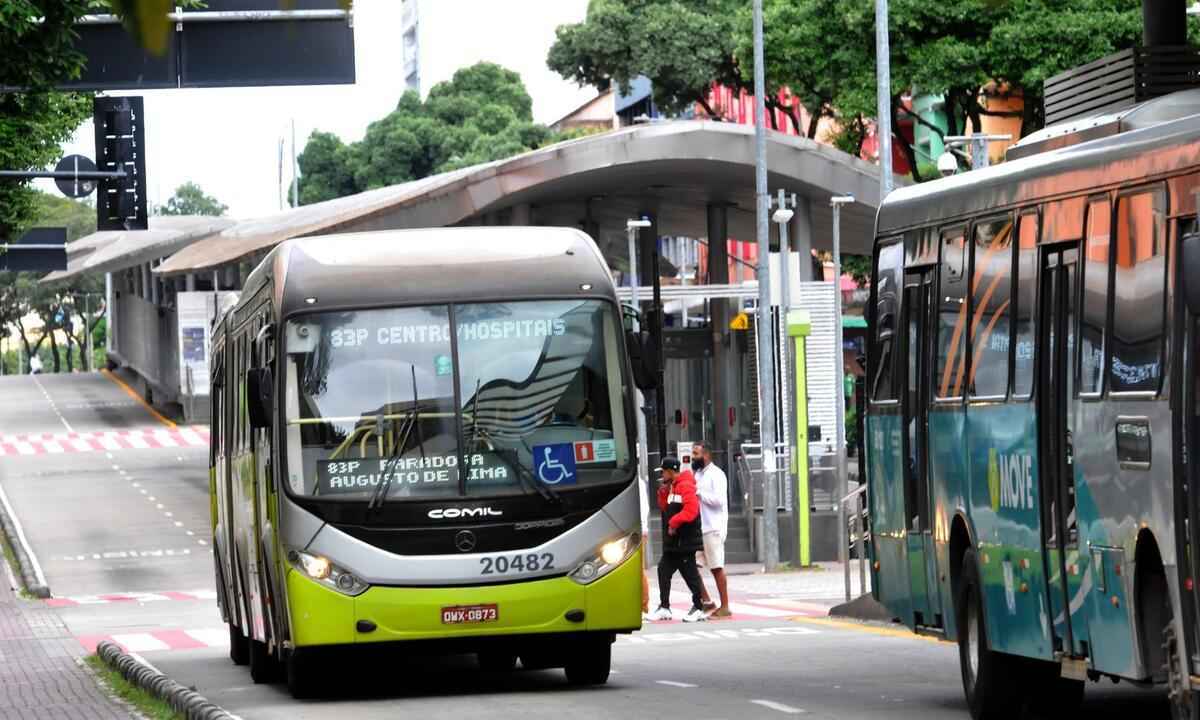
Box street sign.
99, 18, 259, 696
93, 96, 148, 231
0, 228, 67, 272
17, 2, 355, 91
53, 155, 98, 198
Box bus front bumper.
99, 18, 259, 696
287, 547, 643, 648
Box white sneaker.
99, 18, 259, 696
644, 606, 673, 622
681, 606, 707, 623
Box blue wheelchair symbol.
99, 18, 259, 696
533, 444, 576, 486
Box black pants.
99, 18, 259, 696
657, 549, 704, 610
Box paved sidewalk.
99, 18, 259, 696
650, 560, 873, 616
0, 573, 126, 719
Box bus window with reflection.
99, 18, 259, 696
871, 240, 903, 401
969, 217, 1013, 398
1080, 198, 1110, 395
936, 228, 968, 399
1013, 213, 1038, 396
1110, 189, 1167, 393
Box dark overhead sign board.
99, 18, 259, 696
0, 228, 67, 272
32, 0, 354, 91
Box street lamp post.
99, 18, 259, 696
752, 0, 781, 571
772, 192, 798, 563
875, 0, 893, 198
830, 194, 855, 601
627, 218, 653, 567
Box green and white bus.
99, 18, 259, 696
209, 228, 647, 696
866, 92, 1200, 719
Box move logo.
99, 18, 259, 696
988, 448, 1035, 512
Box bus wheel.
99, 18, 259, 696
477, 652, 518, 672
1165, 622, 1200, 719
956, 549, 1018, 720
564, 638, 611, 686
287, 650, 317, 699
228, 623, 249, 666
249, 638, 279, 684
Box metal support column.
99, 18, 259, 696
792, 196, 814, 282
788, 310, 812, 566
707, 204, 731, 450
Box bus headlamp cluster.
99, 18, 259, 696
287, 549, 369, 596
570, 532, 639, 585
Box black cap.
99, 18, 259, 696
659, 456, 681, 472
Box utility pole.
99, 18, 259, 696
291, 119, 300, 208
831, 194, 855, 600
753, 0, 780, 571
875, 0, 894, 197
627, 217, 654, 567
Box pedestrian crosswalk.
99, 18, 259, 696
0, 427, 208, 457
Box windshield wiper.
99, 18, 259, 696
368, 366, 426, 513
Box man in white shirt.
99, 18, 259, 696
692, 441, 731, 617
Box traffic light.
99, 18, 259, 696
93, 96, 148, 231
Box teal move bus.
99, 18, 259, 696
866, 89, 1200, 719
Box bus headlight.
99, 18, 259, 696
570, 532, 639, 585
287, 549, 369, 597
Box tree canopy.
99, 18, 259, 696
157, 181, 228, 216
549, 0, 1146, 181
297, 62, 569, 205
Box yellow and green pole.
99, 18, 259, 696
787, 309, 812, 567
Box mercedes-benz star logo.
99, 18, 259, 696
454, 530, 477, 553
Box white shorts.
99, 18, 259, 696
698, 531, 725, 570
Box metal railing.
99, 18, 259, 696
840, 483, 869, 603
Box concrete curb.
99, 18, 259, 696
0, 489, 49, 598
96, 641, 236, 720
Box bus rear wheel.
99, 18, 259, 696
956, 549, 1019, 720
228, 623, 249, 666
564, 638, 611, 686
249, 638, 279, 684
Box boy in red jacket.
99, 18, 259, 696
644, 456, 708, 623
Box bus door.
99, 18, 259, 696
1037, 244, 1084, 656
902, 268, 940, 627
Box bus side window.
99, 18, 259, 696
1013, 212, 1039, 397
936, 227, 968, 399
968, 216, 1013, 398
1080, 197, 1111, 396
871, 239, 903, 401
1111, 188, 1167, 393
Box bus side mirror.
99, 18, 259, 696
625, 330, 659, 391
247, 367, 273, 430
1183, 232, 1200, 316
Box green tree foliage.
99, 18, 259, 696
548, 0, 745, 119
157, 181, 228, 216
297, 63, 569, 204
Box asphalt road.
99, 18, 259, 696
0, 372, 1177, 719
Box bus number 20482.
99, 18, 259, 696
480, 553, 554, 575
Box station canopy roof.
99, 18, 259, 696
43, 215, 234, 284
152, 120, 889, 278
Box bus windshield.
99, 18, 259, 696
282, 299, 632, 501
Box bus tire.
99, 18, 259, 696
249, 638, 278, 684
478, 652, 518, 672
287, 649, 317, 699
228, 623, 249, 666
564, 638, 611, 686
956, 548, 1018, 720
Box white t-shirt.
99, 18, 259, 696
694, 462, 728, 539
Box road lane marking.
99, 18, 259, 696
0, 478, 47, 589
656, 680, 698, 688
110, 633, 171, 652
794, 617, 947, 644
32, 374, 74, 433
101, 369, 176, 428
750, 700, 805, 714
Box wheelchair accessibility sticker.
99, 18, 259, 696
533, 444, 577, 486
